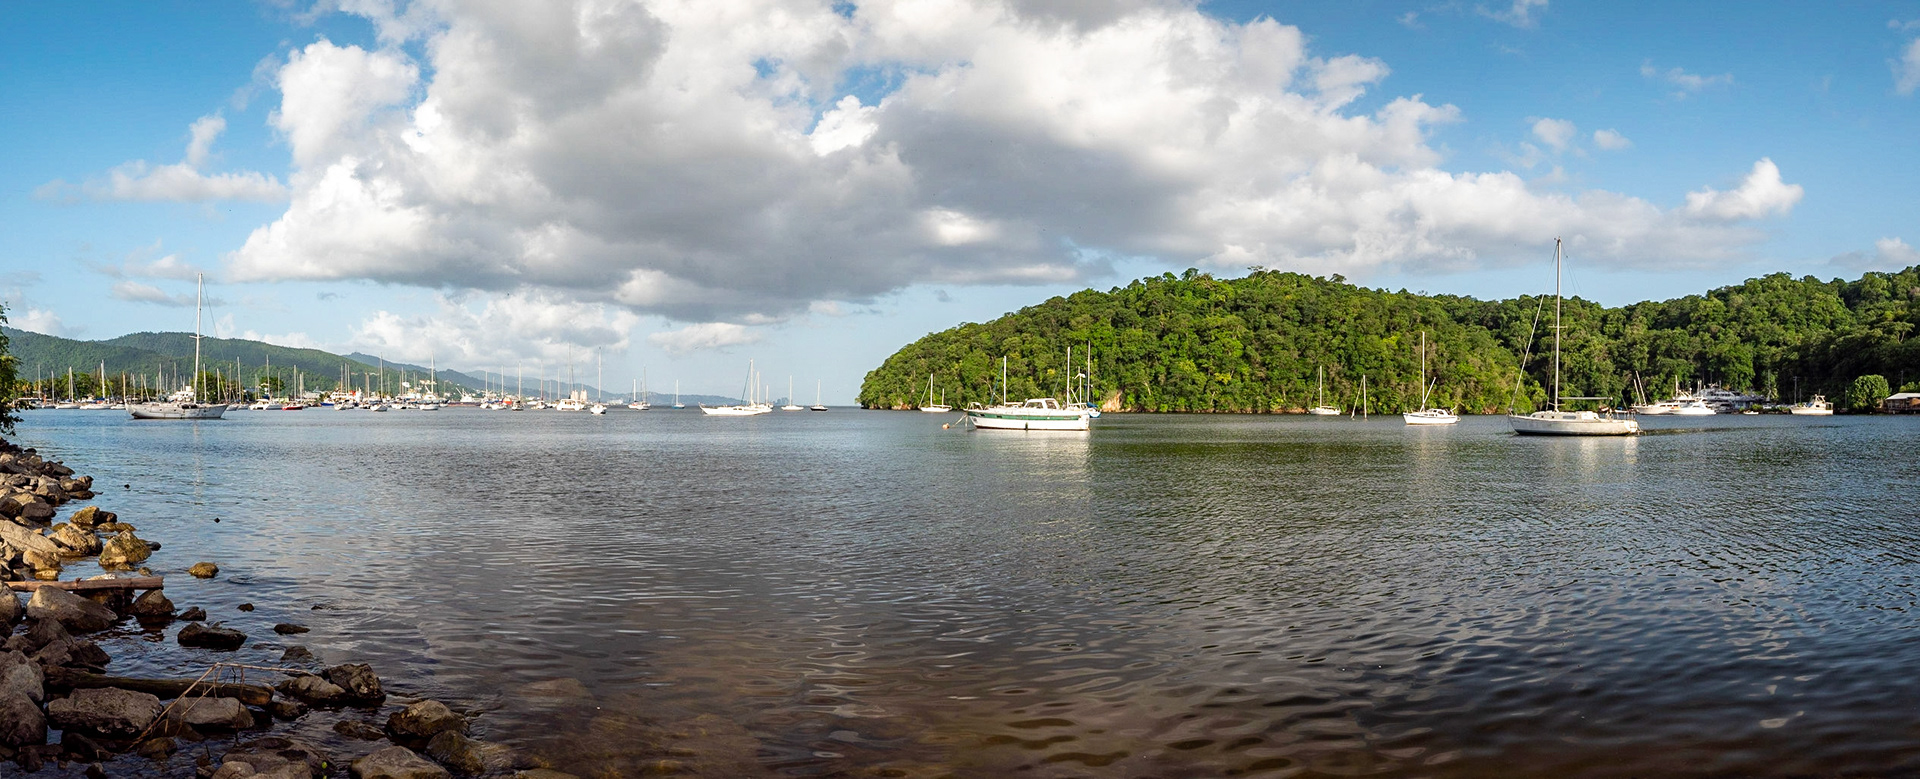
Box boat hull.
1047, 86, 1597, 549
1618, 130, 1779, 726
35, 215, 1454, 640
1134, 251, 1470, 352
1788, 407, 1834, 416
129, 403, 229, 420
965, 409, 1090, 431
1507, 412, 1640, 436
1403, 411, 1459, 425
701, 405, 771, 416
1306, 407, 1341, 416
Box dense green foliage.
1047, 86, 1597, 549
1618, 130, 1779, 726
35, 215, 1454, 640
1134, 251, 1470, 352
860, 266, 1920, 413
0, 309, 19, 431
1847, 375, 1891, 412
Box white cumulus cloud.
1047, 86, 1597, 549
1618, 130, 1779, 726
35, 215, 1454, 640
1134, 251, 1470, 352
648, 322, 762, 355
349, 290, 642, 370
1832, 237, 1920, 271
1480, 0, 1548, 28
1895, 36, 1920, 95
1530, 117, 1576, 152
109, 281, 201, 307
1592, 129, 1631, 150
1682, 158, 1803, 221
1641, 60, 1733, 97
36, 114, 287, 202
217, 0, 1807, 335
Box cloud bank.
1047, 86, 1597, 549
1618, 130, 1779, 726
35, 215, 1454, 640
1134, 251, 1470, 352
221, 0, 1802, 349
39, 115, 287, 203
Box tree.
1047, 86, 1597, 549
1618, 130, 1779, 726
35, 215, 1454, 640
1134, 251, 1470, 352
1846, 374, 1891, 413
0, 307, 18, 432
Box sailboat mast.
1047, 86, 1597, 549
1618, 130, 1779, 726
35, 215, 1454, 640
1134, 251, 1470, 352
192, 273, 204, 403
1419, 331, 1429, 409
1552, 238, 1563, 412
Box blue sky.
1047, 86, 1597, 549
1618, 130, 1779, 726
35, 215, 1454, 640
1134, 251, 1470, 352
2, 1, 1917, 402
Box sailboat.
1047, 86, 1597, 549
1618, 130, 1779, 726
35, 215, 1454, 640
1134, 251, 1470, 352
964, 356, 1093, 431
781, 376, 803, 411
919, 374, 951, 412
130, 274, 229, 420
1307, 366, 1340, 415
702, 360, 774, 416
589, 352, 608, 414
1507, 240, 1640, 436
673, 380, 684, 409
1403, 331, 1459, 425
629, 370, 651, 410
810, 379, 828, 411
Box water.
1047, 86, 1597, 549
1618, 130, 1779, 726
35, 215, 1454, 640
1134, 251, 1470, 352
15, 409, 1920, 777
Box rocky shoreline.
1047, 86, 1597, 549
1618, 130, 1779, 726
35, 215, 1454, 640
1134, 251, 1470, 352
0, 437, 574, 779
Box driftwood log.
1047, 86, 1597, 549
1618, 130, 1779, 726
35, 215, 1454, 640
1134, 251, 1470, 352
5, 576, 164, 592
44, 667, 274, 706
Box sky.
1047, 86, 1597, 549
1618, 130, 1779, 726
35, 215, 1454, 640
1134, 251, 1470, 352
2, 0, 1918, 402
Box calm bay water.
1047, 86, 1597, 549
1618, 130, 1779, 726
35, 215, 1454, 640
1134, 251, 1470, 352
16, 409, 1920, 777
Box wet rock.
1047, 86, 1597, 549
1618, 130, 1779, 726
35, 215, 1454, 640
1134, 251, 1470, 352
59, 731, 104, 761
48, 523, 100, 555
81, 584, 132, 617
0, 523, 60, 559
84, 762, 107, 779
0, 691, 45, 746
274, 623, 311, 635
351, 745, 451, 779
46, 686, 164, 737
424, 731, 489, 776
26, 586, 117, 632
67, 506, 99, 528
180, 606, 207, 621
178, 622, 247, 650
31, 567, 59, 581
268, 698, 308, 721
0, 651, 44, 702
32, 636, 110, 671
188, 562, 219, 579
276, 673, 349, 706
0, 593, 18, 626
136, 736, 177, 759
169, 696, 256, 730
18, 501, 53, 522
280, 645, 317, 665
132, 588, 175, 619
512, 771, 582, 779
216, 736, 331, 779
334, 719, 386, 740
3, 616, 70, 653
212, 762, 260, 779
98, 530, 152, 569
385, 700, 465, 744
239, 603, 255, 612
326, 663, 384, 704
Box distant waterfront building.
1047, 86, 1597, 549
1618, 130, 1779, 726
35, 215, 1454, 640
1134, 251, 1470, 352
1883, 392, 1920, 413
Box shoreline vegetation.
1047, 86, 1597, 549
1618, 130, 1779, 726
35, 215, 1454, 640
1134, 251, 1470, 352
858, 266, 1920, 414
0, 435, 572, 779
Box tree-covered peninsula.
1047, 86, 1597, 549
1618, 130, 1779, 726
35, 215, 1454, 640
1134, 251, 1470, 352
858, 266, 1920, 414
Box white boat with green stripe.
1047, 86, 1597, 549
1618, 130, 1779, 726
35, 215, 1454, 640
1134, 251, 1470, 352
965, 398, 1093, 431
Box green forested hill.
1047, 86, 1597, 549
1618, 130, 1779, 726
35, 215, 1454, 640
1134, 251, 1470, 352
2, 328, 497, 396
858, 267, 1920, 413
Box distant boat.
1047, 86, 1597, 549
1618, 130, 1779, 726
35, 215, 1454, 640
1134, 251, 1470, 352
629, 375, 650, 410
130, 274, 229, 421
920, 373, 951, 412
1403, 331, 1459, 426
673, 380, 684, 409
1507, 240, 1640, 436
1307, 365, 1340, 415
966, 398, 1091, 431
589, 403, 607, 415
702, 360, 774, 416
781, 376, 803, 411
1789, 394, 1834, 416
811, 379, 827, 411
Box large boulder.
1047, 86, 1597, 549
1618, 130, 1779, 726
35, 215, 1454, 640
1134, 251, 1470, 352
188, 562, 220, 578
46, 686, 164, 737
0, 691, 46, 746
26, 586, 118, 632
131, 588, 174, 620
3, 616, 70, 654
385, 700, 465, 744
0, 523, 60, 557
215, 736, 332, 779
351, 746, 451, 779
327, 663, 384, 704
67, 506, 100, 528
276, 673, 349, 705
168, 696, 255, 730
178, 622, 247, 649
0, 650, 43, 702
48, 523, 101, 555
0, 592, 19, 625
32, 636, 110, 671
98, 531, 152, 569
423, 731, 524, 776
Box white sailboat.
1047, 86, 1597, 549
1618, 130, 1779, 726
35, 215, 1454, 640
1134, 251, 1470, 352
919, 373, 951, 412
129, 274, 229, 420
1307, 365, 1340, 415
1507, 240, 1640, 436
673, 380, 684, 409
964, 356, 1093, 431
810, 379, 828, 411
702, 360, 774, 416
1403, 331, 1459, 425
781, 376, 803, 411
629, 371, 651, 410
589, 352, 607, 414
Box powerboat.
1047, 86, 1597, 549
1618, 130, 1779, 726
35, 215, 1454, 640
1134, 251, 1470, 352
965, 398, 1092, 431
1789, 394, 1834, 416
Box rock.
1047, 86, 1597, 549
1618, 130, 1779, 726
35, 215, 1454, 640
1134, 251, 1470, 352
0, 523, 60, 558
178, 622, 247, 649
136, 736, 177, 759
334, 719, 386, 740
84, 762, 107, 779
424, 731, 486, 776
274, 623, 310, 635
180, 606, 207, 621
18, 501, 53, 522
268, 698, 309, 720
326, 663, 384, 704
512, 771, 581, 779
67, 506, 99, 528
46, 686, 164, 737
48, 523, 100, 555
275, 673, 349, 705
280, 645, 317, 665
32, 636, 110, 671
239, 603, 255, 611
0, 691, 46, 746
216, 736, 331, 779
0, 593, 18, 625
31, 566, 60, 581
385, 700, 465, 743
213, 762, 260, 779
168, 696, 255, 730
351, 746, 451, 779
26, 585, 118, 632
60, 730, 104, 761
4, 615, 70, 653
188, 562, 219, 578
98, 531, 152, 569
132, 588, 175, 619
0, 650, 43, 702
